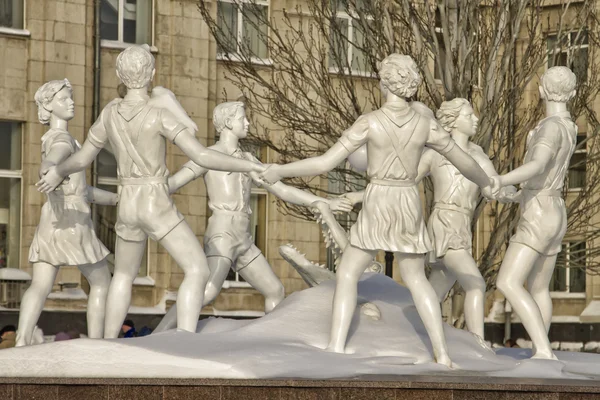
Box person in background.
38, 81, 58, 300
54, 331, 71, 341
0, 325, 16, 349
122, 320, 137, 338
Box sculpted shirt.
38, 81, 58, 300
337, 101, 455, 181
88, 98, 188, 179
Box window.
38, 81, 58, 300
551, 241, 586, 293
0, 0, 24, 29
217, 0, 269, 61
100, 0, 152, 44
96, 149, 149, 278
548, 30, 588, 82
328, 0, 373, 74
433, 11, 445, 81
226, 142, 267, 283
568, 134, 586, 190
0, 122, 21, 269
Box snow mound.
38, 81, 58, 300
2, 273, 600, 379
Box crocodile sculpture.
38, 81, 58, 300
279, 200, 383, 320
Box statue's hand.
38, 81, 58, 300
35, 166, 64, 193
260, 164, 283, 184
339, 191, 364, 206
328, 197, 353, 214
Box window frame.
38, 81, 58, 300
216, 0, 272, 66
433, 17, 482, 88
100, 0, 155, 47
551, 240, 587, 298
547, 30, 589, 82
327, 5, 375, 77
0, 0, 28, 35
0, 121, 23, 270
566, 133, 587, 192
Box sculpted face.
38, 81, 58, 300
49, 87, 75, 122
455, 104, 478, 137
229, 107, 249, 139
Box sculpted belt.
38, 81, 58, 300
210, 209, 251, 218
370, 179, 415, 187
433, 203, 473, 216
523, 188, 562, 197
119, 176, 168, 185
48, 194, 87, 203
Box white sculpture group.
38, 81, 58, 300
23, 45, 577, 368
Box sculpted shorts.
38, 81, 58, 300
204, 211, 261, 271
510, 193, 567, 256
116, 181, 184, 242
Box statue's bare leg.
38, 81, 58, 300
325, 245, 375, 353
428, 263, 457, 302
159, 222, 211, 333
78, 259, 111, 339
442, 249, 486, 339
104, 238, 146, 338
203, 256, 234, 306
527, 254, 557, 333
496, 243, 556, 359
238, 254, 285, 313
16, 262, 58, 346
153, 256, 231, 333
397, 252, 452, 367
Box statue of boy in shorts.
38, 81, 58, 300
154, 101, 353, 331
493, 66, 578, 360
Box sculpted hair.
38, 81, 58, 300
116, 44, 155, 89
541, 66, 577, 102
378, 54, 422, 98
213, 102, 245, 133
436, 98, 471, 133
34, 79, 72, 125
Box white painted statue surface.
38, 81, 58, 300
17, 79, 116, 346
155, 101, 352, 332
36, 45, 267, 337
260, 54, 499, 367
493, 66, 579, 360
417, 99, 505, 340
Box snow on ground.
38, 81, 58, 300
2, 273, 600, 380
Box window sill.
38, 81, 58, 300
567, 187, 584, 193
133, 276, 155, 286
550, 292, 586, 299
217, 53, 273, 67
101, 40, 158, 53
0, 27, 30, 38
222, 280, 252, 289
328, 67, 376, 79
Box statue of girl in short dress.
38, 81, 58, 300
16, 79, 117, 346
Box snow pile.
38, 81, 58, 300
2, 273, 600, 380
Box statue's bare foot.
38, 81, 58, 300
436, 353, 453, 369
531, 349, 558, 360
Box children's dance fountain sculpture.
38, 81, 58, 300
4, 47, 597, 384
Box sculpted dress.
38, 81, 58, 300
29, 129, 109, 266
425, 144, 489, 260
338, 102, 454, 253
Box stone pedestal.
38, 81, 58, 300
2, 376, 599, 399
